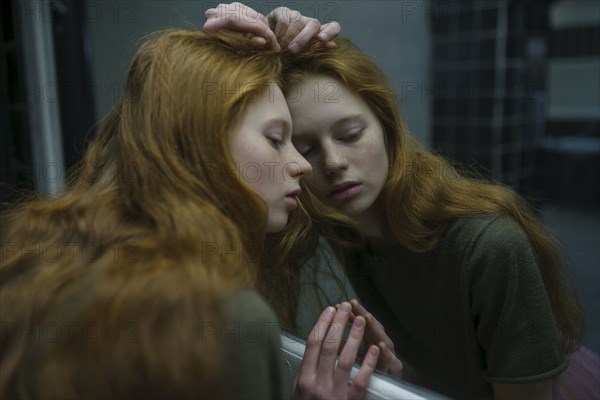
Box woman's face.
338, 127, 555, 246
287, 74, 389, 226
229, 85, 312, 232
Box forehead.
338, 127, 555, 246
286, 74, 373, 135
242, 84, 291, 123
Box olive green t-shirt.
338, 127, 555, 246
220, 288, 287, 399
296, 215, 567, 399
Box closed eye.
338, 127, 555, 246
339, 128, 364, 142
267, 135, 283, 149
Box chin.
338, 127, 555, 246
265, 217, 288, 233
337, 201, 371, 217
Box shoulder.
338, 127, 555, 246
218, 287, 282, 354
443, 214, 531, 258
219, 287, 279, 326
440, 214, 541, 287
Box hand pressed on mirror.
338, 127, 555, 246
346, 299, 404, 379
293, 303, 380, 400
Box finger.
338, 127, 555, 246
248, 34, 268, 47
207, 2, 269, 26
376, 341, 389, 371
204, 6, 279, 51
317, 21, 341, 42
268, 7, 297, 37
351, 299, 394, 350
350, 299, 378, 339
272, 14, 291, 38
287, 18, 321, 53
365, 323, 394, 352
309, 41, 337, 51
299, 306, 336, 377
350, 299, 372, 321
333, 316, 366, 389
335, 303, 356, 321
231, 4, 278, 50
379, 342, 404, 378
204, 15, 271, 37
316, 302, 352, 378
205, 19, 279, 51
347, 345, 379, 399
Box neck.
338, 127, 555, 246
354, 199, 395, 241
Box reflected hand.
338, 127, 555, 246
348, 299, 404, 379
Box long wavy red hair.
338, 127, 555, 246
1, 29, 283, 398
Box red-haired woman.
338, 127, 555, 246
0, 29, 380, 399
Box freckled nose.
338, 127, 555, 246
322, 146, 348, 175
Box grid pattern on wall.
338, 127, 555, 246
542, 3, 600, 203
429, 0, 549, 195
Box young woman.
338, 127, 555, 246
0, 29, 381, 399
205, 4, 590, 399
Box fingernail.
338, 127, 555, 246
324, 306, 335, 315
353, 317, 364, 328
370, 346, 380, 356
318, 32, 329, 41
340, 302, 351, 313
288, 42, 299, 53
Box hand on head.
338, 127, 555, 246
204, 2, 340, 52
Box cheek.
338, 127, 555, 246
364, 141, 389, 181
246, 163, 286, 203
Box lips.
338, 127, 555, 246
328, 181, 362, 201
286, 188, 302, 198
285, 188, 302, 209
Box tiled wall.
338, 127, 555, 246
429, 0, 599, 204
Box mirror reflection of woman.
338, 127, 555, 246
205, 4, 592, 399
